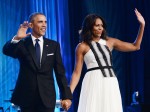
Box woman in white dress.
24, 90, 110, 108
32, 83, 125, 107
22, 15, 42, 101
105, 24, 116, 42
70, 8, 145, 112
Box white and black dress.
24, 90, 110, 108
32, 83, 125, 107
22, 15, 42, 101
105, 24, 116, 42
77, 39, 123, 112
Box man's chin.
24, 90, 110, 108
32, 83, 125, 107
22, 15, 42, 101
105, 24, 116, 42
40, 33, 45, 36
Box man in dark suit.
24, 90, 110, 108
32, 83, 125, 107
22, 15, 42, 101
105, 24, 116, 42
3, 13, 72, 112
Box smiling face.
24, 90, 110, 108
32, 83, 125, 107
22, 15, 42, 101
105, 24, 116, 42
92, 18, 104, 38
30, 14, 47, 38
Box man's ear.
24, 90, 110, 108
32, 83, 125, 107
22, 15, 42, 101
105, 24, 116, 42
28, 23, 33, 28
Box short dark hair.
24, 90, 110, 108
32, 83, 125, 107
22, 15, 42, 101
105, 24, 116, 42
79, 14, 107, 44
28, 12, 45, 23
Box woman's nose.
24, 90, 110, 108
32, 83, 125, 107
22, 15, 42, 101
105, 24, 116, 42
99, 26, 102, 30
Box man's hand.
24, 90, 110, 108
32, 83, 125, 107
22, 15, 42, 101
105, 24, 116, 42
14, 21, 31, 40
61, 99, 72, 111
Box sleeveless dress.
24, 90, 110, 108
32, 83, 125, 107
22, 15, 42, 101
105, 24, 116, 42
77, 39, 123, 112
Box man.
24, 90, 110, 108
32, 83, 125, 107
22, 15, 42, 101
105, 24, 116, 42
3, 13, 72, 112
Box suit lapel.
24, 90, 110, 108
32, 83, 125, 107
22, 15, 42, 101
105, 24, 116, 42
41, 38, 49, 66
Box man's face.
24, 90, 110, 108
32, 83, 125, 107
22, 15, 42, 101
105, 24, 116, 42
30, 14, 47, 38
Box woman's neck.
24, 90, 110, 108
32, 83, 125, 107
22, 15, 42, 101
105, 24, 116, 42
92, 37, 101, 42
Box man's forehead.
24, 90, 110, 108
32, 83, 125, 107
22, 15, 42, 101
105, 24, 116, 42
34, 15, 47, 20
35, 15, 46, 18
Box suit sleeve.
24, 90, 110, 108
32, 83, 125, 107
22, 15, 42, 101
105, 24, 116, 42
54, 43, 73, 100
3, 40, 21, 58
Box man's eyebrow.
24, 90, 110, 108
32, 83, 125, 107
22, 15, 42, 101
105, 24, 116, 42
38, 20, 47, 22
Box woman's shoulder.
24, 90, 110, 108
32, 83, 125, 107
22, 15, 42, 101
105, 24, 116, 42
76, 42, 89, 54
106, 36, 115, 40
76, 42, 88, 48
106, 36, 119, 42
106, 36, 117, 49
106, 36, 119, 44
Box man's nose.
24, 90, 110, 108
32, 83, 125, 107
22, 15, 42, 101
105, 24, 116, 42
42, 22, 47, 26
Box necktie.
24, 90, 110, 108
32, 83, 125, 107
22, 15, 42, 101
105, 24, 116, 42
35, 39, 41, 67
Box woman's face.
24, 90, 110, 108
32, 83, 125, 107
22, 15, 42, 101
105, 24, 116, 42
92, 18, 104, 38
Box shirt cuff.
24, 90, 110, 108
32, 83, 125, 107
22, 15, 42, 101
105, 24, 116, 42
11, 36, 21, 43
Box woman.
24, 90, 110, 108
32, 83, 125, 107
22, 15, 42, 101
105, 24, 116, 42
70, 8, 145, 112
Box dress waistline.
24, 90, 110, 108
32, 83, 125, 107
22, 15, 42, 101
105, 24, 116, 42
87, 66, 112, 72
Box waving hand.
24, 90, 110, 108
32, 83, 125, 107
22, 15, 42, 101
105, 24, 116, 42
14, 21, 31, 40
135, 8, 145, 26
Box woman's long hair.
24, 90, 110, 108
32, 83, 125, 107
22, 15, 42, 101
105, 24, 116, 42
79, 14, 107, 44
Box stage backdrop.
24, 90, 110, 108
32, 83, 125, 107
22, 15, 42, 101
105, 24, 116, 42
1, 0, 150, 112
0, 0, 72, 112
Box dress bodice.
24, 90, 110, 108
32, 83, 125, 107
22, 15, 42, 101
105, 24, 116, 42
84, 39, 112, 69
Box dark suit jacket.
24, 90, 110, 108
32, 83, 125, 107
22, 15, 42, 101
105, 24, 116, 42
3, 36, 72, 108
